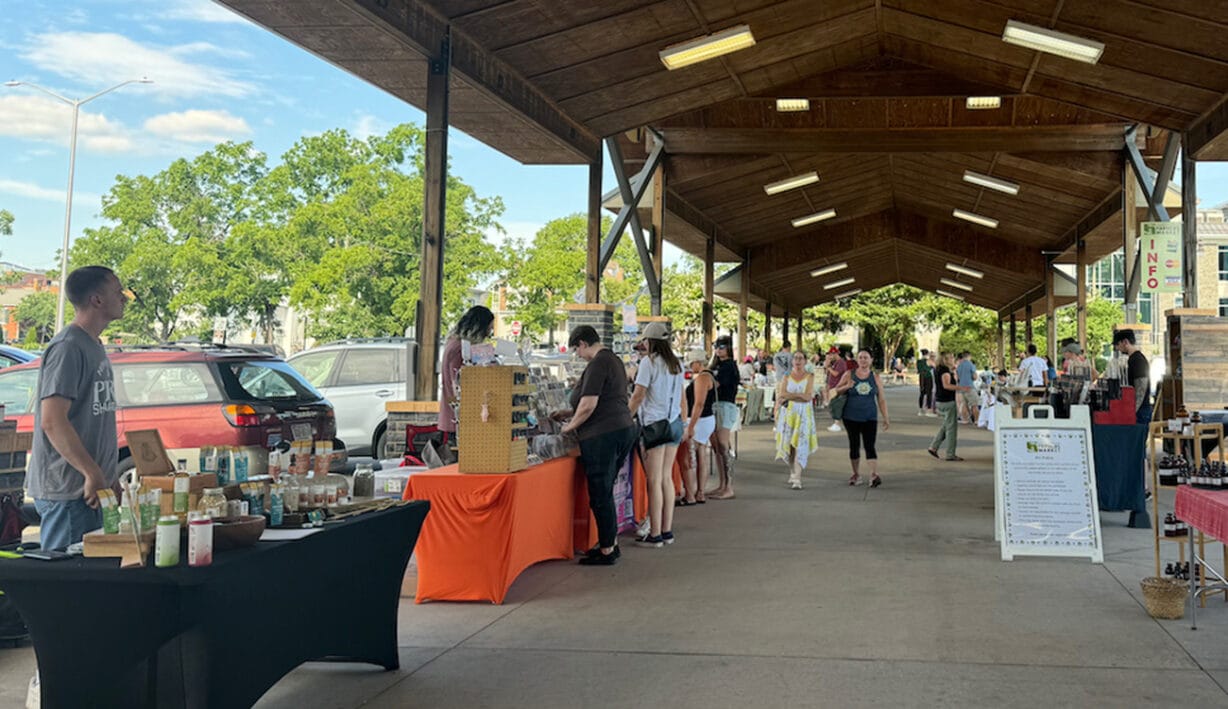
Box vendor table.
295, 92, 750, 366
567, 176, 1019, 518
404, 458, 576, 604
1091, 424, 1150, 528
1174, 486, 1228, 629
0, 502, 428, 709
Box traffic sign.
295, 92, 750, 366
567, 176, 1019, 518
510, 320, 522, 336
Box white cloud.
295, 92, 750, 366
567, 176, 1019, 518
158, 0, 250, 24
0, 179, 99, 204
171, 41, 252, 60
352, 113, 388, 141
143, 109, 251, 143
0, 95, 136, 154
20, 32, 256, 99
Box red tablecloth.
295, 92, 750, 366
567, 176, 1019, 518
1175, 486, 1228, 543
404, 458, 577, 604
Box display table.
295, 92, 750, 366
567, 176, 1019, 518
1091, 423, 1150, 528
0, 502, 428, 709
1174, 486, 1228, 628
404, 458, 577, 604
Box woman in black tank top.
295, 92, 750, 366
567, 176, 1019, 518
680, 350, 717, 505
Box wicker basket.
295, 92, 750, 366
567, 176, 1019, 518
1140, 576, 1187, 620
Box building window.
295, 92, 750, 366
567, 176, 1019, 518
1138, 292, 1152, 325
1220, 245, 1228, 282
1220, 298, 1228, 318
1175, 294, 1184, 309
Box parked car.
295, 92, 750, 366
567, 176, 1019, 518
0, 345, 37, 369
287, 338, 417, 457
0, 344, 339, 476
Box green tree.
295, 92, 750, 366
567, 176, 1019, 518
0, 209, 12, 236
15, 290, 58, 344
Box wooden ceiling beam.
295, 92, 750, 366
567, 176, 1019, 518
1187, 92, 1228, 160
751, 63, 1013, 99
228, 0, 604, 162
660, 125, 1126, 154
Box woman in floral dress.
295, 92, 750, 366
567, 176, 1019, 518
775, 351, 819, 490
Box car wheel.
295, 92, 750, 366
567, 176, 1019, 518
116, 456, 136, 487
374, 429, 387, 461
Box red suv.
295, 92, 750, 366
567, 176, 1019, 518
0, 345, 338, 477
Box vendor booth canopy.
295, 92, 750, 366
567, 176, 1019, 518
217, 0, 1228, 316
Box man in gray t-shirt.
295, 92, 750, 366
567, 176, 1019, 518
773, 341, 793, 383
29, 266, 126, 550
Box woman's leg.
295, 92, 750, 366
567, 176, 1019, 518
711, 427, 731, 494
680, 440, 698, 503
696, 444, 710, 500
943, 400, 959, 457
863, 422, 879, 479
659, 444, 680, 534
930, 403, 949, 451
844, 420, 862, 480
579, 429, 623, 552
643, 444, 666, 537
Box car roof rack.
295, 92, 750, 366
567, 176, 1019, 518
319, 337, 414, 346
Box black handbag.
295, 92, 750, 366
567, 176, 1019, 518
639, 359, 677, 449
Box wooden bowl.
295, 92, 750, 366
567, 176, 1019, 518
212, 515, 266, 551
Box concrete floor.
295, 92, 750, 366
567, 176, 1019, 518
2, 385, 1227, 707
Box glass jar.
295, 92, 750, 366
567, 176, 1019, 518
324, 473, 350, 505
283, 474, 300, 512
353, 464, 375, 498
197, 487, 227, 519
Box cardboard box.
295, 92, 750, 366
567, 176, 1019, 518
125, 429, 176, 476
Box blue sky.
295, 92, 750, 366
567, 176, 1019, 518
1, 0, 1226, 273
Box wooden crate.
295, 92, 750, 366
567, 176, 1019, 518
458, 366, 531, 474
1166, 309, 1228, 411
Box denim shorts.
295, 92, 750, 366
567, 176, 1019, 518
34, 497, 101, 551
713, 401, 741, 431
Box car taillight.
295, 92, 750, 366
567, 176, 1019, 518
222, 403, 276, 427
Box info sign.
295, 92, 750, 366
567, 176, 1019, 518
994, 405, 1103, 563
1140, 221, 1183, 294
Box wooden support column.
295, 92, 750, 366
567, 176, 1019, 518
1045, 263, 1057, 364
415, 34, 450, 402
764, 302, 772, 354
797, 311, 804, 349
1025, 304, 1033, 345
703, 234, 715, 350
738, 258, 749, 359
997, 319, 1005, 370
585, 152, 602, 304
782, 309, 790, 346
1009, 314, 1018, 367
1182, 136, 1199, 307
650, 161, 665, 316
1122, 163, 1139, 323
1077, 238, 1088, 349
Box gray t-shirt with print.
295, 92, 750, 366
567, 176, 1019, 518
28, 325, 118, 501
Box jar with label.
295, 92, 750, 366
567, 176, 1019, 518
198, 487, 227, 519
188, 515, 213, 567
156, 515, 180, 567
283, 474, 300, 512
173, 473, 191, 517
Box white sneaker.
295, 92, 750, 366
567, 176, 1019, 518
827, 423, 842, 432
790, 481, 803, 490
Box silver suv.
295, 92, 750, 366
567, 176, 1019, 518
288, 338, 417, 457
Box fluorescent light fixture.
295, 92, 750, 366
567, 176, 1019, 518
1002, 20, 1104, 64
791, 208, 836, 228
952, 209, 999, 229
963, 170, 1019, 196
660, 25, 756, 70
936, 289, 966, 301
775, 98, 810, 112
939, 278, 974, 292
945, 263, 984, 279
764, 171, 819, 195
823, 277, 856, 290
833, 289, 862, 299
809, 262, 848, 277
965, 96, 1001, 110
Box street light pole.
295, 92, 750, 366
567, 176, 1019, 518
4, 78, 152, 332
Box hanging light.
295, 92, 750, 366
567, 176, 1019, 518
660, 25, 756, 70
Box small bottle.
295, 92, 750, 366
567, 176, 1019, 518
173, 471, 191, 517
1163, 513, 1175, 538
188, 514, 213, 567
198, 487, 227, 519
269, 484, 284, 527
1165, 562, 1175, 577
216, 446, 231, 486
155, 515, 181, 567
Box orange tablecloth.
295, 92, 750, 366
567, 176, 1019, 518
404, 457, 576, 604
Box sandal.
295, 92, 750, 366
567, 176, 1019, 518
675, 498, 696, 507
945, 456, 965, 462
927, 448, 939, 459
870, 475, 882, 488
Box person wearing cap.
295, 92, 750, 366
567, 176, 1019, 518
1113, 329, 1151, 424
708, 336, 739, 500
628, 322, 685, 547
775, 349, 819, 490
556, 326, 638, 566
738, 355, 755, 385
678, 348, 717, 505
1061, 341, 1097, 381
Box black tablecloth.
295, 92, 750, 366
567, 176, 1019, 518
1091, 424, 1149, 528
0, 501, 429, 709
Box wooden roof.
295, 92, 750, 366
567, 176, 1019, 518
219, 0, 1228, 316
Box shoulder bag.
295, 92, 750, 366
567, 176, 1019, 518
640, 360, 677, 449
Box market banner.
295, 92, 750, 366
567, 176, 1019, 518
1140, 221, 1182, 294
